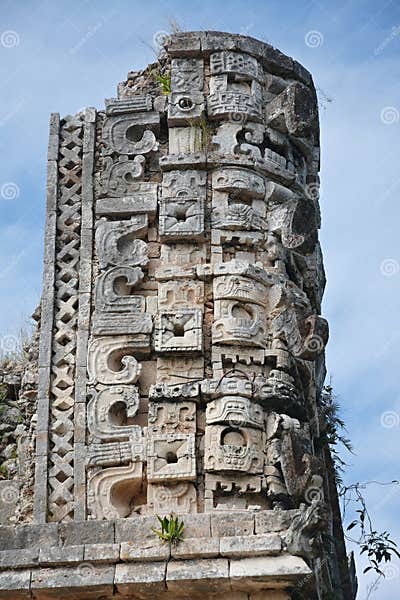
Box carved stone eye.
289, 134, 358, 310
221, 428, 246, 447
178, 96, 194, 110
125, 124, 143, 142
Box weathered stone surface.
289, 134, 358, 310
211, 512, 255, 537
0, 523, 58, 550
31, 564, 115, 598
166, 558, 230, 594
0, 568, 31, 598
115, 561, 166, 596
0, 27, 351, 600
120, 538, 170, 561
83, 543, 120, 563
230, 555, 312, 590
0, 548, 38, 570
115, 516, 160, 543
38, 545, 84, 567
220, 534, 282, 557
172, 536, 220, 559
58, 520, 114, 546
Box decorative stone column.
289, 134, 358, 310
0, 31, 357, 600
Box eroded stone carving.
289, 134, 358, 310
148, 401, 196, 434
87, 337, 143, 385
155, 309, 203, 352
87, 460, 144, 520
102, 112, 159, 154
206, 396, 264, 430
147, 433, 196, 482
148, 482, 197, 514
210, 51, 264, 83
204, 425, 265, 474
95, 216, 148, 269
35, 36, 335, 583
87, 386, 141, 440
94, 266, 145, 313
265, 412, 323, 506
100, 155, 145, 196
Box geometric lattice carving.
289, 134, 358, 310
48, 114, 84, 522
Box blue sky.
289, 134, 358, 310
1, 0, 399, 596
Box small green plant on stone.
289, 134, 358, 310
152, 513, 185, 545
153, 70, 171, 95
0, 465, 9, 479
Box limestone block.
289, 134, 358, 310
91, 311, 152, 338
0, 568, 31, 599
211, 121, 243, 154
163, 31, 202, 56
96, 192, 158, 218
266, 81, 317, 139
159, 151, 207, 171
159, 239, 206, 268
83, 543, 120, 563
149, 381, 200, 402
211, 512, 254, 537
212, 167, 265, 197
166, 558, 230, 595
179, 513, 211, 538
201, 376, 253, 399
208, 74, 263, 122
0, 523, 58, 550
213, 274, 268, 306
105, 96, 153, 115
205, 473, 267, 512
253, 370, 302, 417
230, 555, 312, 590
120, 538, 170, 561
38, 545, 84, 566
162, 168, 207, 197
204, 424, 264, 474
169, 126, 203, 154
0, 548, 38, 569
115, 515, 160, 543
155, 309, 203, 352
220, 533, 281, 557
212, 197, 266, 231
147, 433, 196, 482
212, 299, 267, 348
115, 561, 166, 596
255, 510, 296, 535
95, 216, 148, 269
31, 564, 115, 598
172, 536, 219, 559
86, 438, 143, 467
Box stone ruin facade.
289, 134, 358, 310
0, 31, 357, 600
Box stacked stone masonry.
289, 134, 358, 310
0, 31, 357, 600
